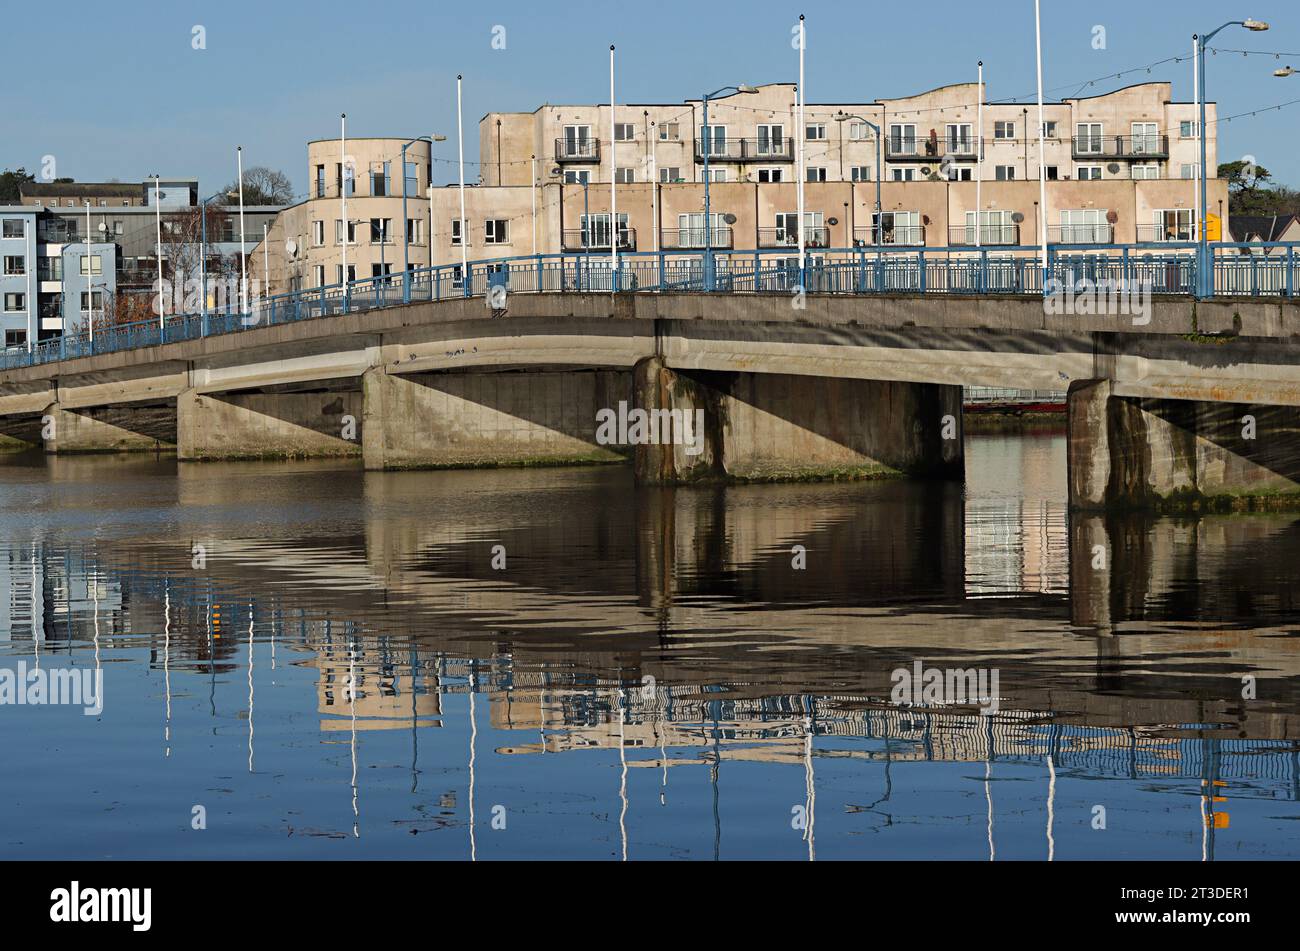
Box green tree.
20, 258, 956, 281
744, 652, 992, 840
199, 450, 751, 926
1218, 160, 1300, 216
0, 167, 36, 203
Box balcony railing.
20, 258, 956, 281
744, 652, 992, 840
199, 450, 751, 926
693, 138, 795, 162
885, 137, 981, 162
949, 224, 1020, 246
1071, 135, 1169, 160
1050, 224, 1115, 244
758, 226, 830, 249
660, 227, 734, 250
560, 228, 636, 252
853, 225, 926, 247
1136, 223, 1195, 243
555, 138, 601, 162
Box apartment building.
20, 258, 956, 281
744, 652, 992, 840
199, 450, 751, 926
250, 82, 1228, 296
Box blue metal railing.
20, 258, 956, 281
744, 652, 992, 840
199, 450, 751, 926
3, 242, 1298, 372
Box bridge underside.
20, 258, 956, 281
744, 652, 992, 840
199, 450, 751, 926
1, 293, 1299, 506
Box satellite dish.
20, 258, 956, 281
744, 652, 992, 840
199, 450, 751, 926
827, 217, 839, 226
1107, 163, 1121, 174
97, 222, 107, 232
920, 167, 932, 176
723, 213, 737, 225
285, 239, 298, 257
1011, 212, 1025, 224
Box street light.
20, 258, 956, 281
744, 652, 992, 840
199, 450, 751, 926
835, 112, 882, 245
200, 189, 239, 329
700, 84, 759, 289
1276, 66, 1296, 77
1196, 17, 1270, 296
401, 134, 447, 302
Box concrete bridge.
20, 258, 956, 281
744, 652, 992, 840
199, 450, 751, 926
3, 284, 1300, 510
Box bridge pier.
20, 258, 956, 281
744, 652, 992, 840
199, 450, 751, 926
42, 402, 175, 454
361, 366, 630, 471
177, 385, 363, 461
632, 357, 964, 485
1068, 379, 1300, 511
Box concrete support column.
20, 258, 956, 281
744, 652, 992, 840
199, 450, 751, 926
177, 387, 362, 462
632, 357, 964, 485
42, 402, 174, 454
361, 366, 629, 471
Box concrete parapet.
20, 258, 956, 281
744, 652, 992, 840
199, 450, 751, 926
177, 386, 362, 461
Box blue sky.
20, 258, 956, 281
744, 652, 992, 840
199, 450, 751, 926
5, 0, 1300, 197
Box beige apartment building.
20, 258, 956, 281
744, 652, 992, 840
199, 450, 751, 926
252, 82, 1227, 296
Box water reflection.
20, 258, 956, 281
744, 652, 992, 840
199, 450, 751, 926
0, 433, 1298, 860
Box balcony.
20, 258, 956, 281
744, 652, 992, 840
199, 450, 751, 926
1071, 135, 1169, 160
758, 226, 830, 249
561, 228, 636, 252
1136, 223, 1194, 243
949, 224, 1020, 246
555, 138, 601, 163
693, 138, 795, 163
660, 227, 733, 250
853, 225, 926, 247
885, 137, 981, 162
1050, 224, 1115, 244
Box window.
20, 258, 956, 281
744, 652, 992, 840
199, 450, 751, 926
1045, 166, 1059, 181
335, 264, 356, 284
774, 211, 824, 246
563, 125, 593, 158
756, 124, 785, 156
405, 161, 419, 197
484, 219, 509, 244
80, 291, 103, 312
5, 330, 26, 347
4, 293, 27, 312
705, 168, 727, 182
1075, 123, 1103, 154
994, 121, 1015, 140
79, 254, 102, 276
658, 122, 680, 141
112, 220, 123, 235
1180, 120, 1200, 138
336, 163, 355, 197
614, 167, 635, 184
313, 265, 325, 287
805, 123, 827, 140
315, 165, 326, 198
3, 255, 24, 275
1154, 209, 1194, 242
757, 168, 784, 183
874, 211, 921, 246
406, 218, 422, 244
1077, 165, 1103, 181
371, 161, 391, 196
1131, 122, 1160, 155
946, 124, 973, 152
700, 124, 727, 156
947, 167, 973, 181
676, 213, 726, 248
1131, 163, 1160, 180
850, 166, 871, 182
2, 219, 24, 239
369, 218, 392, 243
614, 123, 635, 141
849, 122, 873, 141
1042, 121, 1058, 139
312, 220, 325, 246
371, 263, 392, 279
889, 124, 917, 155
37, 256, 60, 281
890, 167, 916, 181
563, 169, 590, 184
995, 165, 1016, 181
1060, 208, 1109, 243
450, 218, 465, 246
964, 210, 1014, 244
335, 219, 357, 244
579, 213, 629, 248
658, 166, 682, 183
1181, 163, 1201, 180
806, 166, 827, 182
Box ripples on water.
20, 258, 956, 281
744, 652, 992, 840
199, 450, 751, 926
1, 431, 1297, 860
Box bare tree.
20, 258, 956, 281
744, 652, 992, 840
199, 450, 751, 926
223, 166, 295, 206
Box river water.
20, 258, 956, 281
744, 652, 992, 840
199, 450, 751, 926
1, 430, 1297, 860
